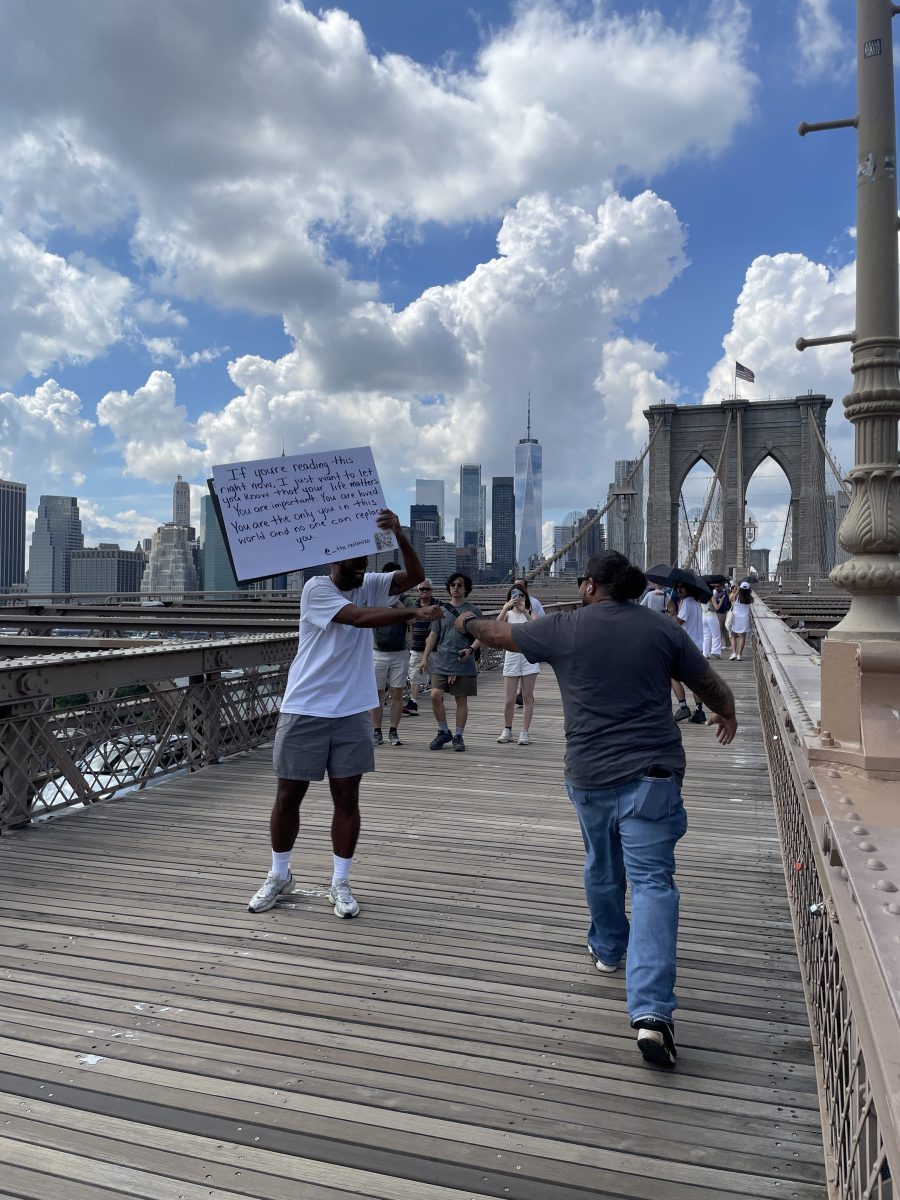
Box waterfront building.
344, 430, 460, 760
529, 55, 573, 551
491, 476, 516, 581
141, 524, 199, 599
458, 464, 483, 548
515, 396, 542, 572
28, 495, 84, 594
70, 545, 144, 594
0, 479, 26, 589
415, 479, 445, 537
200, 493, 240, 595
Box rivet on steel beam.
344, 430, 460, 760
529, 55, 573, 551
875, 880, 898, 894
866, 859, 887, 871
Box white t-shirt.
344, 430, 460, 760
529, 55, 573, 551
528, 596, 545, 617
280, 572, 395, 718
677, 596, 704, 652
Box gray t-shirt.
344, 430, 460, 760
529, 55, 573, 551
512, 601, 709, 788
430, 602, 483, 676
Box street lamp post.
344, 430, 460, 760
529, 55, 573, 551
798, 0, 900, 774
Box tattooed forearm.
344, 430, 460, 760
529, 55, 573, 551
690, 671, 735, 718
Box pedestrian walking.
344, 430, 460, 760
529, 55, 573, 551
371, 562, 409, 747
728, 580, 754, 660
710, 584, 731, 650
495, 588, 540, 745
672, 582, 707, 725
458, 551, 737, 1068
701, 597, 722, 659
248, 511, 442, 918
403, 578, 434, 715
640, 583, 668, 613
419, 573, 482, 752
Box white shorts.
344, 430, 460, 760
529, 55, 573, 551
409, 649, 430, 687
374, 649, 408, 691
502, 651, 540, 678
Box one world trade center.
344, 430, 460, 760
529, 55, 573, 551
514, 395, 542, 572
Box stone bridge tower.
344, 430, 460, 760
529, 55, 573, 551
644, 395, 831, 578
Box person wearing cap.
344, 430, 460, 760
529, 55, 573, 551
728, 580, 754, 660
455, 551, 737, 1070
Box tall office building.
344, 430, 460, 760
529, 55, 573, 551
200, 492, 240, 595
415, 479, 445, 537
552, 514, 581, 577
173, 475, 191, 527
515, 395, 542, 571
422, 538, 458, 582
0, 479, 26, 589
70, 545, 144, 594
491, 477, 516, 580
409, 503, 441, 554
28, 495, 84, 593
605, 459, 645, 567
576, 509, 606, 575
458, 464, 483, 548
824, 490, 851, 573
140, 524, 199, 598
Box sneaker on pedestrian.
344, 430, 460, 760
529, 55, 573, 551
327, 878, 360, 919
452, 733, 466, 752
729, 652, 738, 660
497, 728, 512, 743
635, 1018, 677, 1069
589, 946, 620, 974
402, 700, 418, 715
673, 703, 691, 722
372, 728, 384, 747
248, 870, 294, 913
518, 730, 530, 745
388, 728, 403, 747
429, 729, 453, 750
736, 654, 743, 661
688, 705, 706, 724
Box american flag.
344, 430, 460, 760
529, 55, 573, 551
735, 361, 755, 383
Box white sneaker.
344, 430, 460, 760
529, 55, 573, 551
729, 652, 738, 660
736, 654, 742, 661
497, 728, 512, 743
248, 870, 293, 913
518, 730, 530, 745
327, 879, 360, 919
589, 946, 620, 974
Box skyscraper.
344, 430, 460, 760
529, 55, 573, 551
28, 495, 84, 593
491, 476, 515, 580
200, 492, 240, 594
409, 503, 441, 554
173, 475, 191, 527
70, 546, 144, 594
0, 479, 26, 589
415, 479, 445, 537
458, 464, 483, 548
140, 523, 199, 598
605, 459, 645, 567
515, 395, 542, 571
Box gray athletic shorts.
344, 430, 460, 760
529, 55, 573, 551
273, 711, 375, 781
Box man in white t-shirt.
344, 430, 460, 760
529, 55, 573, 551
248, 509, 442, 919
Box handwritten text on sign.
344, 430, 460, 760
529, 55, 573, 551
211, 446, 392, 579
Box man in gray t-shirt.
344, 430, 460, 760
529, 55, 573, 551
457, 551, 736, 1070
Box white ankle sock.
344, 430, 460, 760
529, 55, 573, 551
332, 854, 353, 885
272, 850, 291, 878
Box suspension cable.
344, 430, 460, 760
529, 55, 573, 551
681, 410, 733, 570
776, 499, 792, 579
525, 417, 663, 580
806, 406, 851, 498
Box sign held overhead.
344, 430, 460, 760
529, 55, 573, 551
210, 445, 395, 582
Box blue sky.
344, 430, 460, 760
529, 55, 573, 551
0, 0, 868, 561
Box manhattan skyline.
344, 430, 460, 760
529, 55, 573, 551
0, 1, 866, 561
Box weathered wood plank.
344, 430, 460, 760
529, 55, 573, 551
0, 660, 826, 1198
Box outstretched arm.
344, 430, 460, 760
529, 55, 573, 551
375, 510, 425, 594
454, 615, 518, 653
689, 669, 738, 744
333, 602, 442, 630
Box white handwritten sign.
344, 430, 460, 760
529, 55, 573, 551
210, 446, 394, 581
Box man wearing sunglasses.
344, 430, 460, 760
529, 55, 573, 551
404, 579, 435, 715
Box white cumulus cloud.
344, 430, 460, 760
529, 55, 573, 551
96, 370, 206, 483
0, 378, 95, 490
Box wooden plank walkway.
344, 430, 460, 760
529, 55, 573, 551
0, 660, 826, 1200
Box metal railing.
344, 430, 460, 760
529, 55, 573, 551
0, 633, 297, 830
753, 601, 899, 1198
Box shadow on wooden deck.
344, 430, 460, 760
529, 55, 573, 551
0, 660, 826, 1199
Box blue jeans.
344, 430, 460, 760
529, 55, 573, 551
566, 774, 688, 1026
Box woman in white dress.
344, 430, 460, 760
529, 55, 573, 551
496, 589, 540, 744
728, 580, 754, 660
